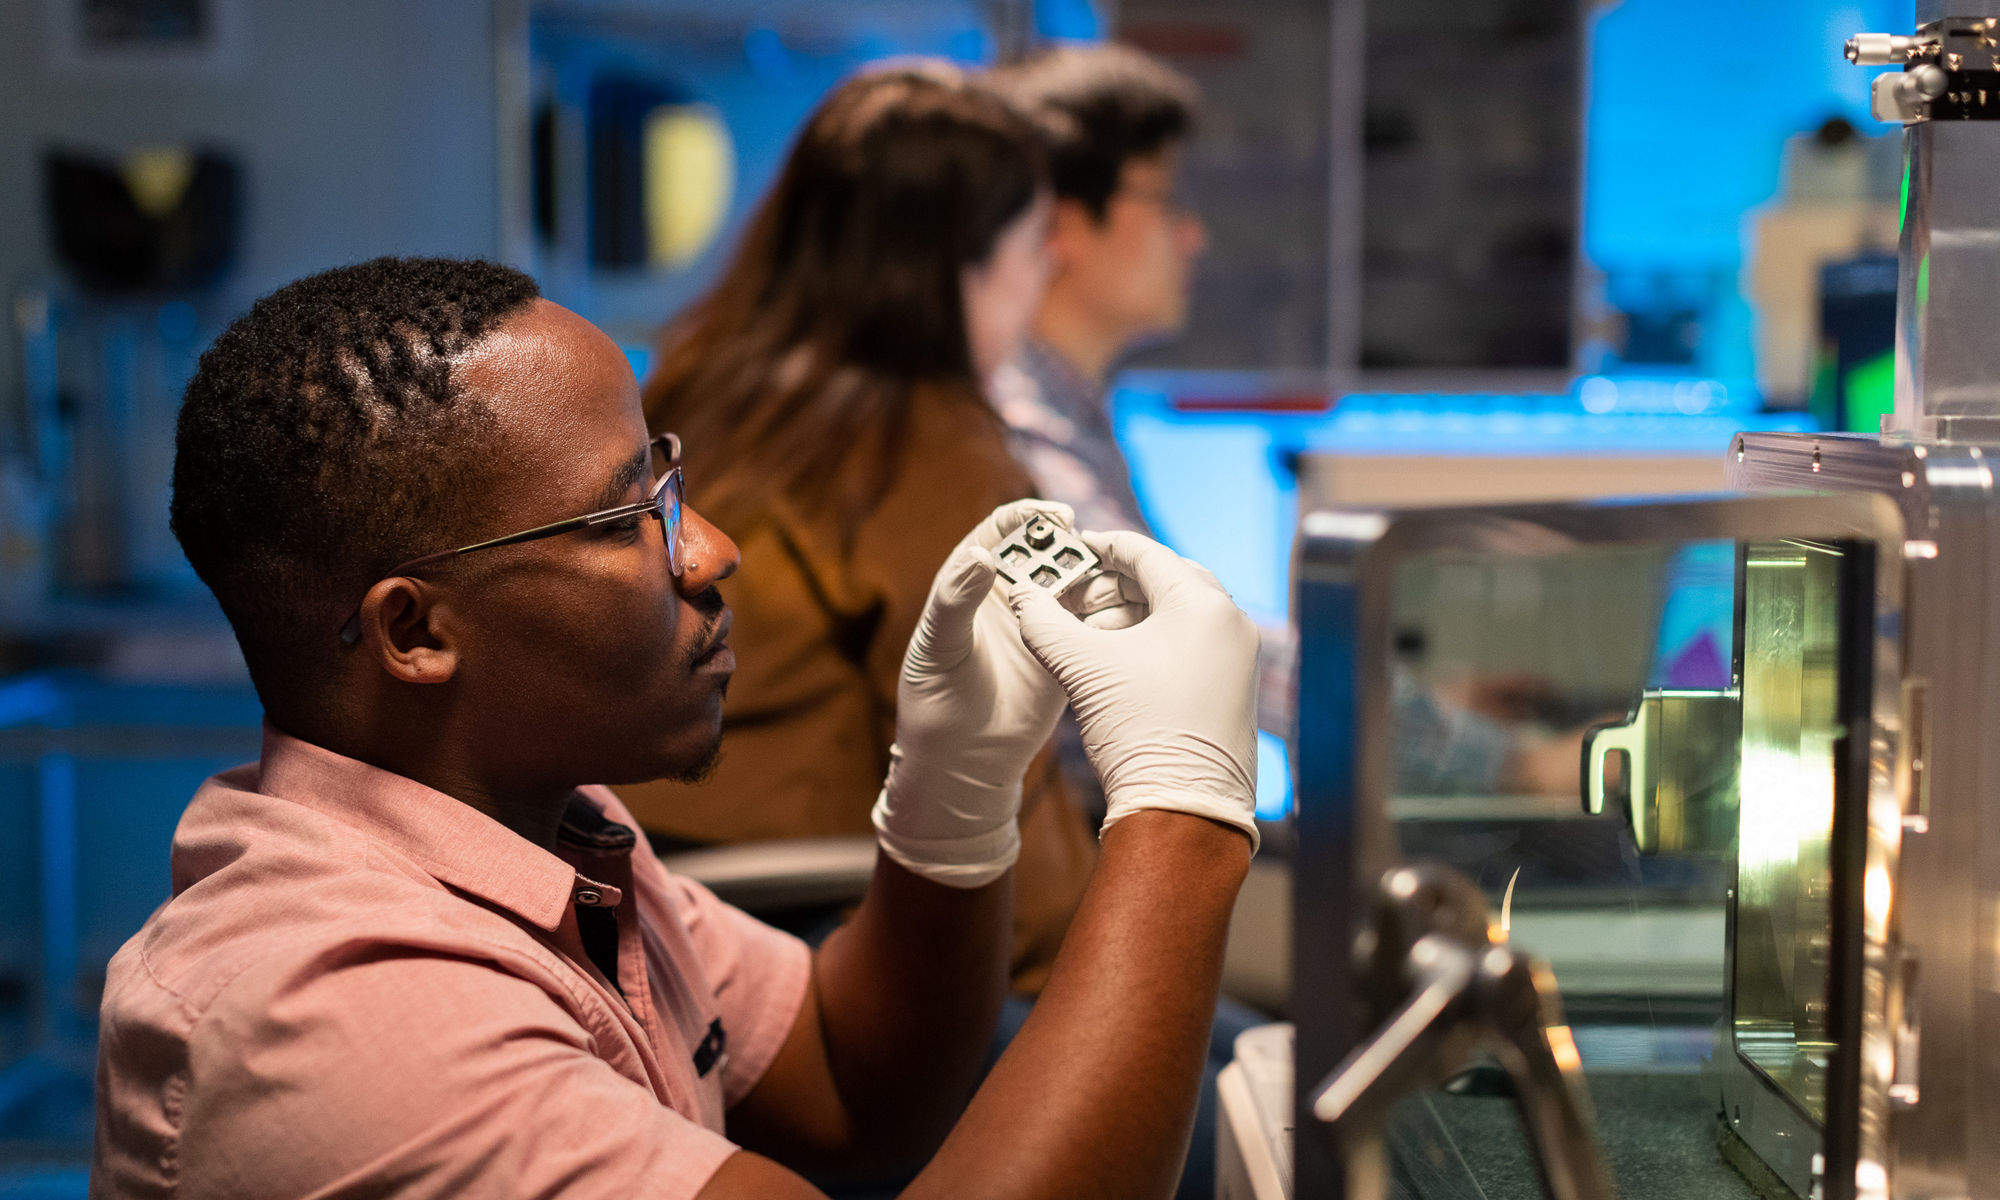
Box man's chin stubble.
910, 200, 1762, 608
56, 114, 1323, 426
663, 737, 724, 785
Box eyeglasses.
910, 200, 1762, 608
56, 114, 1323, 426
338, 432, 686, 644
1113, 181, 1190, 216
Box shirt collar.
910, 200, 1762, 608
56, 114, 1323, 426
256, 723, 631, 931
1019, 336, 1109, 426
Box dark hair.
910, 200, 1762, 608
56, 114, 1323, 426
171, 256, 541, 686
643, 63, 1046, 539
989, 44, 1198, 220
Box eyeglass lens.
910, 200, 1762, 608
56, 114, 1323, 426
661, 471, 685, 576
651, 440, 686, 577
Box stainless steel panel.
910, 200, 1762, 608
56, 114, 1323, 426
1894, 122, 2000, 436
1733, 541, 1844, 1125
1293, 491, 1908, 1200
1732, 431, 2000, 1198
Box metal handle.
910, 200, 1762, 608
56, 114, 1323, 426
1484, 955, 1612, 1200
1582, 701, 1652, 848
1306, 865, 1616, 1200
1311, 934, 1475, 1131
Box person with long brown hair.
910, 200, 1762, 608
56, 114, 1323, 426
615, 64, 1096, 999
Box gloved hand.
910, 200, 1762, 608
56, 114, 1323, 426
871, 500, 1074, 887
1008, 530, 1260, 851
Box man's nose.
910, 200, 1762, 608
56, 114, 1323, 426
675, 505, 739, 593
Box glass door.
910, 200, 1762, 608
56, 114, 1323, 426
1291, 493, 1907, 1200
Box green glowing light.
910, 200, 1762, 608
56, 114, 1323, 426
1898, 156, 1910, 234
1845, 349, 1897, 434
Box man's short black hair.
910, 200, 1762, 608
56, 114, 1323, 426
171, 256, 540, 688
989, 44, 1199, 220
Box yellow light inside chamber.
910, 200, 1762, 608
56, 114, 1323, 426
1737, 738, 1824, 880
123, 147, 196, 219
1732, 542, 1841, 1120
643, 105, 735, 269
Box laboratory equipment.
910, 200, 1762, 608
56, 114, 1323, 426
1310, 863, 1611, 1200
1292, 494, 1901, 1200
1276, 8, 2000, 1198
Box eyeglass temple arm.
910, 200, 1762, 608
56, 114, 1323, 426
340, 443, 678, 645
448, 510, 625, 557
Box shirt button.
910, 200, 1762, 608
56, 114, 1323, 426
575, 888, 603, 906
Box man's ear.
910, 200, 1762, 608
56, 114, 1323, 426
1045, 197, 1102, 272
355, 576, 462, 685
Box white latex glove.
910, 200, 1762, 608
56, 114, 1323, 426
1008, 530, 1260, 851
871, 500, 1073, 887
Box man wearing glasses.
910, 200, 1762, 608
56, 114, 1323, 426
987, 44, 1207, 539
92, 257, 1261, 1200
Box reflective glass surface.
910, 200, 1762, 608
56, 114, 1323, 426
1372, 536, 1852, 1200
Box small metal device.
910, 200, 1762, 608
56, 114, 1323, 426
992, 514, 1101, 600
1847, 17, 2000, 123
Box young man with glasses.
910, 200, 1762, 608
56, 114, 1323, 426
92, 257, 1262, 1200
987, 44, 1207, 538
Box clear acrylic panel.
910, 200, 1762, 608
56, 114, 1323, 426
1373, 535, 1852, 1200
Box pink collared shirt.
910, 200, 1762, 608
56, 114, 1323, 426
91, 726, 812, 1199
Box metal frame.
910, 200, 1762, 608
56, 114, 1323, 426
1712, 530, 1879, 1200
1292, 490, 1908, 1200
1733, 430, 2000, 1199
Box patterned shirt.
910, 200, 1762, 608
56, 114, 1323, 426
993, 341, 1507, 796
994, 338, 1153, 537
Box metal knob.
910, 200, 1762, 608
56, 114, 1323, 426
1905, 63, 1951, 101
1846, 32, 1918, 65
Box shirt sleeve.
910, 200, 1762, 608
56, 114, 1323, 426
1255, 621, 1298, 739
180, 948, 745, 1200
1015, 436, 1153, 537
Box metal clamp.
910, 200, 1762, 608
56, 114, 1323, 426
1849, 18, 2000, 123
1307, 864, 1615, 1200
